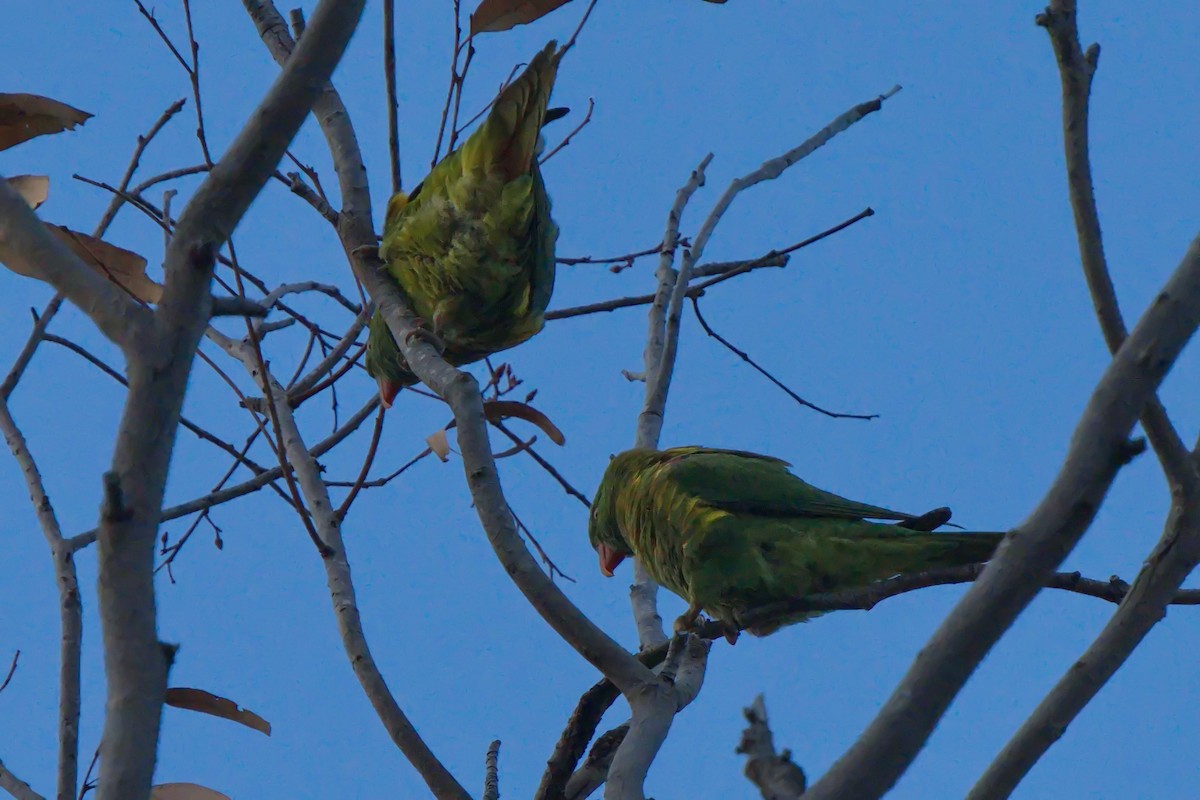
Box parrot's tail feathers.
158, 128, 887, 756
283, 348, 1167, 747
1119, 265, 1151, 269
481, 40, 561, 179
898, 506, 952, 531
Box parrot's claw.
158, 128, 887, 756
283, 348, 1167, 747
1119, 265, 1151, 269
721, 623, 740, 646
404, 324, 446, 355
673, 602, 704, 635
350, 244, 380, 261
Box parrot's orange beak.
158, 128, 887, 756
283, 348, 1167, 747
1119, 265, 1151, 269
597, 543, 626, 577
378, 377, 401, 409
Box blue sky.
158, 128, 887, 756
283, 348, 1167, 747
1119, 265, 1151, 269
3, 1, 1199, 798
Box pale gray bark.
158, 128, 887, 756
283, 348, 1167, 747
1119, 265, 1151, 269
606, 88, 901, 800
737, 696, 807, 800
803, 234, 1200, 799
0, 759, 43, 800
963, 3, 1200, 795
0, 401, 81, 800
87, 2, 367, 798
209, 327, 472, 800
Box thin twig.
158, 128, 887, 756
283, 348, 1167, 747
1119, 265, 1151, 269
94, 97, 188, 235
0, 651, 18, 694
540, 97, 594, 165
432, 0, 468, 166
383, 0, 402, 193
491, 420, 590, 507
509, 504, 574, 583
557, 242, 662, 267
548, 207, 874, 322
181, 0, 214, 165
561, 0, 599, 54
335, 404, 386, 521
691, 296, 877, 420
0, 400, 81, 799
70, 397, 380, 551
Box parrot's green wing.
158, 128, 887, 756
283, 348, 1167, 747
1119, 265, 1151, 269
659, 446, 931, 523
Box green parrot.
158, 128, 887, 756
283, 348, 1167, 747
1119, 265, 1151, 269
365, 40, 562, 405
588, 446, 1004, 640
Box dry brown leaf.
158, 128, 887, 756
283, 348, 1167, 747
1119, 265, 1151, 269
0, 93, 92, 152
4, 183, 163, 302
427, 429, 451, 462
165, 687, 272, 736
47, 225, 163, 303
150, 784, 232, 800
470, 0, 573, 33
483, 400, 566, 445
8, 175, 49, 209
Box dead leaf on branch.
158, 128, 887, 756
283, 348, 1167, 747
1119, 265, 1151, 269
0, 93, 92, 152
2, 176, 164, 303
427, 429, 452, 462
470, 0, 727, 32
165, 687, 272, 736
470, 0, 573, 33
47, 225, 163, 303
8, 175, 49, 209
150, 784, 233, 800
483, 399, 566, 445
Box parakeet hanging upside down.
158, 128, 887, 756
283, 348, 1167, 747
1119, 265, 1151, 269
365, 40, 562, 406
588, 446, 1004, 640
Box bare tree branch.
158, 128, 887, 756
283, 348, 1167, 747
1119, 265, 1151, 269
802, 233, 1200, 800
691, 296, 877, 420
0, 400, 82, 800
93, 3, 366, 797
209, 326, 471, 800
967, 501, 1200, 799
244, 0, 653, 786
737, 695, 807, 800
0, 651, 17, 695
563, 724, 627, 800
482, 740, 501, 800
0, 179, 151, 350
0, 759, 43, 800
367, 261, 655, 692
607, 88, 902, 799
964, 4, 1200, 795
68, 397, 379, 552
545, 205, 874, 323
94, 98, 189, 235
383, 0, 402, 193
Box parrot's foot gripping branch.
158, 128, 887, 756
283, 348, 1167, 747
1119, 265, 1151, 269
403, 322, 447, 355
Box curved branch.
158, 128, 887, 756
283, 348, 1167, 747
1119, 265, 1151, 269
211, 326, 471, 800
542, 559, 1200, 800
1031, 1, 1189, 478
0, 758, 43, 800
967, 501, 1200, 799
0, 401, 81, 800
0, 179, 150, 350
964, 4, 1200, 795
802, 234, 1200, 800
95, 4, 366, 797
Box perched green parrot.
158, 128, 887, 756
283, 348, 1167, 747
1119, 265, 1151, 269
588, 446, 1004, 640
365, 40, 562, 405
